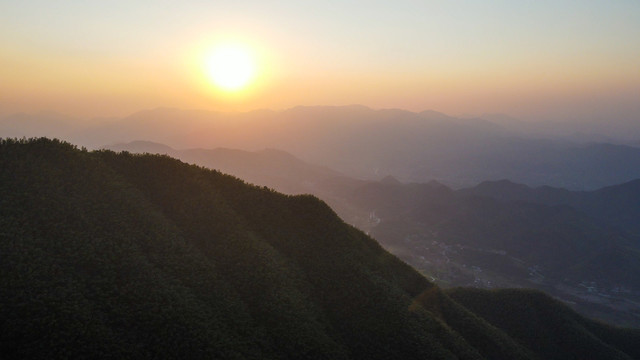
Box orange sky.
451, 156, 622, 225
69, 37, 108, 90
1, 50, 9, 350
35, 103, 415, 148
1, 1, 639, 121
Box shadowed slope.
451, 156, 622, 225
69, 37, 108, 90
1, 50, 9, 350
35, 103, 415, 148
448, 288, 640, 360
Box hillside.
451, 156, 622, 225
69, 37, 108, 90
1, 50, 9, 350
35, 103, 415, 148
103, 141, 342, 196
2, 138, 639, 359
448, 288, 640, 360
102, 141, 365, 228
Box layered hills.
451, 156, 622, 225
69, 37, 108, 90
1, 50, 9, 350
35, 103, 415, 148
6, 106, 640, 189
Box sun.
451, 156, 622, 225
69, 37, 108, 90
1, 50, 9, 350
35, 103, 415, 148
205, 44, 256, 91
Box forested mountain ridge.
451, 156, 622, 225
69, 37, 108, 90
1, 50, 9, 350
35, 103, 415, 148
1, 138, 639, 359
103, 140, 342, 196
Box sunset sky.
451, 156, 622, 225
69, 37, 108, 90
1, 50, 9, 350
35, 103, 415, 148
1, 1, 639, 121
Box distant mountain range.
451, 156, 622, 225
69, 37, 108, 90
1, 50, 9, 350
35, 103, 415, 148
5, 105, 640, 189
0, 111, 80, 139
2, 138, 639, 359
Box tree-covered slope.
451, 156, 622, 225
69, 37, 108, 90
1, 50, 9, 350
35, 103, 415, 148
447, 288, 640, 360
1, 138, 638, 359
103, 141, 343, 196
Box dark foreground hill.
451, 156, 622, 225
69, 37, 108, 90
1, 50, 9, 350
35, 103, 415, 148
1, 138, 639, 359
448, 288, 640, 360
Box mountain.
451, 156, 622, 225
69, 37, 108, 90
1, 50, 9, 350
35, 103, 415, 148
0, 112, 79, 139
100, 106, 640, 190
102, 141, 372, 229
448, 288, 640, 360
3, 138, 639, 359
103, 141, 343, 196
464, 179, 640, 236
477, 114, 640, 146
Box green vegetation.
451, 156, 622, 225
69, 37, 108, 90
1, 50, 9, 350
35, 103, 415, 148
1, 138, 638, 359
447, 288, 640, 360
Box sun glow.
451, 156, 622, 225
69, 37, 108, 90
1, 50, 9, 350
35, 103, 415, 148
205, 44, 256, 91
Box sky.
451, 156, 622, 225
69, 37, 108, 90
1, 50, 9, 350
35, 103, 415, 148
1, 0, 639, 121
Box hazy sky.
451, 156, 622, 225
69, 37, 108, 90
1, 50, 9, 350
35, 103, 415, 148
1, 0, 639, 120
